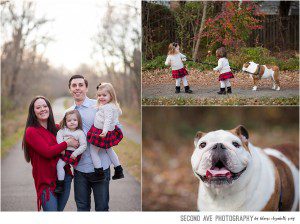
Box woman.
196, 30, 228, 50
22, 96, 78, 211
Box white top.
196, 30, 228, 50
165, 53, 186, 70
56, 128, 87, 157
213, 57, 231, 74
94, 103, 122, 134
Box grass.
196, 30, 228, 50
142, 96, 299, 106
113, 138, 141, 182
1, 109, 27, 158
1, 128, 24, 157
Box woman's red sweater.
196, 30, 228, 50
25, 125, 68, 211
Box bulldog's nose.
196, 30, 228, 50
213, 143, 226, 150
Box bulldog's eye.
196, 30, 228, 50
232, 141, 240, 148
200, 142, 206, 148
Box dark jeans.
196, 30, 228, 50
41, 174, 72, 211
74, 168, 110, 211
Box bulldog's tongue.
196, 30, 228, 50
206, 167, 232, 179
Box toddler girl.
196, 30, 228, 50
87, 82, 124, 182
213, 47, 234, 94
55, 110, 87, 193
165, 42, 192, 94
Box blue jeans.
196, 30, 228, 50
41, 174, 72, 211
74, 168, 110, 211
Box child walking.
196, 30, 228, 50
87, 82, 124, 182
213, 47, 234, 94
55, 110, 87, 193
165, 42, 193, 94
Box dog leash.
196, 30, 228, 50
185, 58, 259, 76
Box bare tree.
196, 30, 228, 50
92, 1, 141, 107
192, 1, 208, 61
1, 1, 51, 98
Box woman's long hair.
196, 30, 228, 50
22, 96, 58, 163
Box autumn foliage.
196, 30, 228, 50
201, 1, 264, 49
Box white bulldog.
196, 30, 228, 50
191, 125, 299, 211
242, 61, 280, 91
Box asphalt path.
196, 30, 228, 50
1, 97, 141, 211
142, 84, 299, 100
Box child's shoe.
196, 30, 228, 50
54, 180, 64, 194
227, 87, 232, 94
184, 86, 193, 93
175, 86, 180, 93
90, 168, 105, 182
217, 88, 226, 95
112, 165, 124, 180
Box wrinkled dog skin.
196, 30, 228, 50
191, 125, 299, 211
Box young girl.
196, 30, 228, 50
87, 82, 124, 182
213, 47, 234, 94
55, 110, 87, 193
165, 42, 193, 94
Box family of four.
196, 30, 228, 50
22, 75, 124, 211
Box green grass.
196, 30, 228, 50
142, 96, 299, 106
113, 138, 141, 182
1, 128, 24, 157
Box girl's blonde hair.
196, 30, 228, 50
168, 42, 179, 55
60, 110, 83, 130
96, 82, 122, 112
216, 47, 227, 58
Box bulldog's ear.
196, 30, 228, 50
243, 62, 250, 68
194, 131, 206, 147
232, 125, 249, 144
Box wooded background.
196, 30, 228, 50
142, 107, 299, 211
1, 1, 141, 151
142, 1, 299, 60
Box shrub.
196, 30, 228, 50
142, 56, 166, 70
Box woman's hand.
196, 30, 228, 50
70, 153, 77, 160
66, 137, 79, 148
99, 132, 107, 138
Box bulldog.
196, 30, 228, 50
242, 61, 280, 91
191, 125, 299, 211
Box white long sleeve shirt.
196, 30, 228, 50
56, 128, 87, 157
213, 57, 231, 74
94, 103, 121, 134
165, 53, 186, 70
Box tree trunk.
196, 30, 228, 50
192, 1, 207, 61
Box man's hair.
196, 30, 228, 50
68, 75, 88, 88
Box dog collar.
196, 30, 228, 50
254, 64, 261, 78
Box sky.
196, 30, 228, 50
31, 0, 139, 71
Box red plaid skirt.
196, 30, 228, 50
87, 125, 123, 149
219, 71, 234, 81
172, 67, 188, 79
60, 150, 81, 166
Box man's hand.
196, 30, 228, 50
61, 150, 65, 155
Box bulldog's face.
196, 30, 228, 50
191, 125, 251, 188
242, 61, 258, 74
242, 62, 250, 72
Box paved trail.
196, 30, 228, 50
1, 97, 141, 211
143, 84, 299, 100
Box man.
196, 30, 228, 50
66, 74, 112, 211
